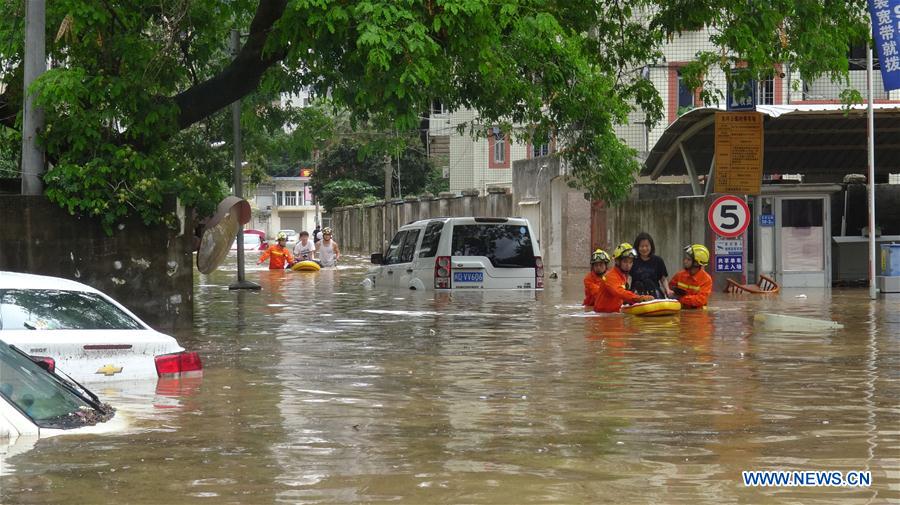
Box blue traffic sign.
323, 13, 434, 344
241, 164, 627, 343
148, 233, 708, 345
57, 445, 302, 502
715, 255, 744, 273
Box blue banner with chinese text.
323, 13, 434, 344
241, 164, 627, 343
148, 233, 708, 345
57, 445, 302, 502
869, 0, 900, 91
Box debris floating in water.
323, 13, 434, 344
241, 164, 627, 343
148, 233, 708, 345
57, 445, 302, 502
754, 313, 843, 330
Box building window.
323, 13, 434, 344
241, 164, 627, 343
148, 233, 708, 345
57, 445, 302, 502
431, 99, 445, 115
487, 129, 510, 169
677, 69, 695, 114
668, 64, 705, 123
285, 191, 297, 206
758, 76, 775, 105
275, 191, 283, 206
532, 143, 550, 158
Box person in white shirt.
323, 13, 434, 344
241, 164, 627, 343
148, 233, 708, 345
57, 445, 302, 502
292, 231, 316, 262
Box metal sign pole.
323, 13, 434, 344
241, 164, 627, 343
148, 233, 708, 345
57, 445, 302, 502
229, 29, 259, 291
867, 44, 877, 300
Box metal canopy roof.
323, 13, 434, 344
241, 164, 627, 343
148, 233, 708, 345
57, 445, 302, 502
642, 104, 900, 182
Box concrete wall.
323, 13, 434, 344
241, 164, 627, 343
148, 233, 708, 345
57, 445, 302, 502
331, 189, 513, 255
512, 156, 592, 273
0, 196, 193, 331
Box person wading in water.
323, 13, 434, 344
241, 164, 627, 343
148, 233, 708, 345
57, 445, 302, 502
318, 227, 341, 267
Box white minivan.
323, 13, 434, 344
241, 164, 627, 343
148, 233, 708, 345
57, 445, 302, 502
366, 217, 543, 290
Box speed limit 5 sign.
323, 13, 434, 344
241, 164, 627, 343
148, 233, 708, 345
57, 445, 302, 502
708, 195, 750, 237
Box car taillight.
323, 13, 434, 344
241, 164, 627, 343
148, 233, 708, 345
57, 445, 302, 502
155, 351, 203, 377
535, 256, 544, 289
435, 256, 451, 289
31, 356, 55, 373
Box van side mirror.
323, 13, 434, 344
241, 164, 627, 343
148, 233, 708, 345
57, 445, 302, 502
370, 253, 384, 265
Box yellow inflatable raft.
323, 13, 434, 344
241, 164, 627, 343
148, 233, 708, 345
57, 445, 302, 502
621, 299, 681, 317
291, 260, 321, 272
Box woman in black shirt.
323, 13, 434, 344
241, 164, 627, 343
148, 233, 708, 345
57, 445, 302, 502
630, 232, 675, 299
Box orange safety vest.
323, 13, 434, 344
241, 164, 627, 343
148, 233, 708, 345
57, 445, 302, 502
583, 272, 605, 307
669, 268, 713, 308
259, 245, 294, 270
593, 267, 641, 313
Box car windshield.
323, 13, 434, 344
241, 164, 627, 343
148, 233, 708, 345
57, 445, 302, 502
450, 224, 536, 268
0, 289, 144, 330
0, 343, 105, 428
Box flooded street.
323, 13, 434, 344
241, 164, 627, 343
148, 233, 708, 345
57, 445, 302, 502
2, 256, 899, 504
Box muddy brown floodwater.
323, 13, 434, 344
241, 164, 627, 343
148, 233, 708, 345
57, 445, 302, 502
1, 255, 898, 504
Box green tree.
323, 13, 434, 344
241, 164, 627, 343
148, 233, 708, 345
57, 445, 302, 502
311, 137, 436, 211
0, 0, 871, 230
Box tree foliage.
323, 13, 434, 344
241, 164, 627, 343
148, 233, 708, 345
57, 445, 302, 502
0, 0, 872, 229
311, 137, 439, 211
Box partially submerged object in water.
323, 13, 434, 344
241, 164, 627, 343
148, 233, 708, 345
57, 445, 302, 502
754, 312, 844, 331
725, 274, 780, 294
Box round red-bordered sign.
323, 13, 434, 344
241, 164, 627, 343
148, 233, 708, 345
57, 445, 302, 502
708, 195, 750, 238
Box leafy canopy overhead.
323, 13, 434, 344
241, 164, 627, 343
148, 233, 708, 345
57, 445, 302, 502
0, 0, 871, 229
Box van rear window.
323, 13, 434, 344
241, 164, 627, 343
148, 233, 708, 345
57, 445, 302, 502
450, 224, 536, 268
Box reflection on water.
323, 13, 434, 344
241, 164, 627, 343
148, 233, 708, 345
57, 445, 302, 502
1, 256, 898, 504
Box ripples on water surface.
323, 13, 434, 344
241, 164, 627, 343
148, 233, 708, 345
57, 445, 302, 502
1, 256, 898, 504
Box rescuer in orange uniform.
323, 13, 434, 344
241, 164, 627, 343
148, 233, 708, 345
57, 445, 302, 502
583, 248, 611, 311
258, 232, 295, 270
669, 244, 713, 309
593, 243, 653, 313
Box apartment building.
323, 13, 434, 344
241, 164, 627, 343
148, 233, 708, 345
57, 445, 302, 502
439, 30, 894, 193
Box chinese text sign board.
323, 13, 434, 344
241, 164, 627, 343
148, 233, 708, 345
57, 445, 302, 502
714, 112, 764, 195
869, 0, 900, 91
715, 255, 744, 273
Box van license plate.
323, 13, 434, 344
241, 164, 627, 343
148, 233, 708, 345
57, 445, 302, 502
454, 272, 483, 282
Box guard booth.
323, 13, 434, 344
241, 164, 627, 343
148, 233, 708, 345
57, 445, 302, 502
643, 104, 900, 289
750, 185, 839, 288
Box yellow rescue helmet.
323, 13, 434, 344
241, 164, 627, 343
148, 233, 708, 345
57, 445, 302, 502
591, 248, 611, 264
612, 242, 637, 260
684, 244, 710, 266
276, 232, 287, 241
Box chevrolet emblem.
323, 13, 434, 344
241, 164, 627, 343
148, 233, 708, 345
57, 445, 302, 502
95, 364, 123, 376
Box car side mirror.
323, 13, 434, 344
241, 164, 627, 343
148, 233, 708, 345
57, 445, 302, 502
370, 253, 384, 265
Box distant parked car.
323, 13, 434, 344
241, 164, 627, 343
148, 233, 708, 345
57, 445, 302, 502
244, 229, 268, 250
0, 340, 119, 442
0, 272, 202, 383
366, 217, 543, 290
230, 230, 266, 251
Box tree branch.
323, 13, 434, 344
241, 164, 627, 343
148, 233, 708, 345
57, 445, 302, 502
173, 0, 289, 130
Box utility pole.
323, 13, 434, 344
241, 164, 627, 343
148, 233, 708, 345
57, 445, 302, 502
21, 0, 46, 195
383, 154, 392, 200
228, 29, 259, 291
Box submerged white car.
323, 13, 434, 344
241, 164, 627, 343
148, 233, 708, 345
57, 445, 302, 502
0, 271, 202, 383
366, 217, 544, 290
1, 340, 120, 442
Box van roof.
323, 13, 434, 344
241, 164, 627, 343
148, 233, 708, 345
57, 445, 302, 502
403, 217, 529, 228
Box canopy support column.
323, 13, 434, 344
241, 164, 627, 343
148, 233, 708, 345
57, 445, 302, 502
704, 157, 716, 196
679, 142, 702, 196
